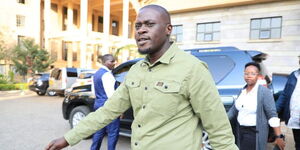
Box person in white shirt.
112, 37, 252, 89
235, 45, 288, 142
228, 62, 285, 150
91, 54, 118, 150
276, 56, 300, 150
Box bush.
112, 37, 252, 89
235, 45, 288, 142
0, 84, 16, 90
0, 83, 28, 91
0, 74, 8, 84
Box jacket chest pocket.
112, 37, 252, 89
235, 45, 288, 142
125, 79, 142, 108
150, 80, 181, 117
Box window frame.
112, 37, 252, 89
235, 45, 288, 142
196, 22, 220, 42
250, 16, 282, 40
171, 25, 183, 43
16, 15, 25, 27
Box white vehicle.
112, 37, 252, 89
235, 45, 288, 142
48, 68, 94, 96
65, 70, 96, 96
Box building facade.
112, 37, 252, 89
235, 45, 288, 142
149, 0, 300, 74
0, 0, 142, 75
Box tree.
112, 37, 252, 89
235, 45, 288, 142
12, 38, 53, 79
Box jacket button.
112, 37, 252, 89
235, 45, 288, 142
138, 124, 141, 128
145, 87, 148, 90
135, 142, 138, 146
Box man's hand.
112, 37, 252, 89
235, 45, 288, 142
45, 137, 69, 150
274, 138, 285, 150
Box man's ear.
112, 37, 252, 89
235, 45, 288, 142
166, 24, 172, 36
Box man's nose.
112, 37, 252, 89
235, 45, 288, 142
137, 26, 147, 34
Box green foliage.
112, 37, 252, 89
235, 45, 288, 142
0, 74, 8, 84
0, 84, 15, 90
0, 83, 28, 91
11, 38, 54, 77
8, 71, 14, 82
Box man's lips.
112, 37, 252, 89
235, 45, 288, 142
137, 37, 150, 45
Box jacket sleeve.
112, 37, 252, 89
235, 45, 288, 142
64, 82, 131, 146
261, 86, 278, 119
187, 61, 238, 150
275, 73, 293, 113
227, 102, 238, 121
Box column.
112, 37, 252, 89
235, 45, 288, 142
80, 0, 88, 68
44, 0, 51, 50
102, 0, 110, 54
67, 0, 73, 31
67, 42, 73, 67
122, 0, 129, 39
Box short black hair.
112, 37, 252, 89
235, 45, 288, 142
140, 4, 171, 24
245, 62, 261, 72
98, 54, 114, 64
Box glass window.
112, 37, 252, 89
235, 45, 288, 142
171, 25, 183, 42
250, 17, 282, 40
196, 55, 235, 84
196, 22, 220, 42
66, 68, 78, 77
17, 0, 25, 4
16, 15, 25, 27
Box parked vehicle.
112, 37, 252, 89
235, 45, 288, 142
64, 70, 96, 96
28, 73, 56, 96
62, 47, 288, 149
48, 68, 94, 96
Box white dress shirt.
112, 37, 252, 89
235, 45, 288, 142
101, 66, 116, 98
235, 83, 280, 127
288, 73, 300, 129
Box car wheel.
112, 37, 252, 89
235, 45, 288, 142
47, 90, 56, 96
201, 131, 212, 150
69, 106, 90, 128
36, 91, 46, 96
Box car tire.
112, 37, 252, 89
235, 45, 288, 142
201, 131, 212, 150
69, 106, 90, 129
47, 90, 56, 96
36, 91, 46, 96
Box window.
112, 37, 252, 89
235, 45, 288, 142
171, 25, 183, 42
196, 22, 220, 42
16, 15, 25, 27
112, 20, 119, 36
17, 0, 25, 4
62, 41, 68, 61
196, 55, 234, 84
250, 17, 282, 40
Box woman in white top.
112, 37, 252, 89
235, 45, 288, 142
228, 62, 285, 150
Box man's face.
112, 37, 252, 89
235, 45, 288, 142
103, 56, 116, 70
134, 8, 171, 55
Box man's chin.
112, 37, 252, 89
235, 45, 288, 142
138, 48, 151, 55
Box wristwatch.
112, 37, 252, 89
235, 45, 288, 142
275, 134, 285, 139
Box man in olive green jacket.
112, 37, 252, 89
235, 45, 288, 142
45, 4, 238, 150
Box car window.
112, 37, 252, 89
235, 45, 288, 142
66, 68, 78, 77
51, 69, 61, 80
196, 55, 235, 84
79, 73, 94, 79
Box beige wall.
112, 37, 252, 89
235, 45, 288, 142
168, 0, 300, 74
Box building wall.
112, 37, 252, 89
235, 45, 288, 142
169, 0, 300, 74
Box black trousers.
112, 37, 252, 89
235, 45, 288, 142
293, 129, 300, 150
239, 126, 256, 150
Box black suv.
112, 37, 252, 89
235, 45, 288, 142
28, 73, 56, 96
62, 47, 287, 149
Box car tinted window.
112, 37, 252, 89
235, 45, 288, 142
66, 68, 78, 77
51, 69, 61, 80
79, 73, 94, 79
196, 55, 235, 84
41, 73, 49, 79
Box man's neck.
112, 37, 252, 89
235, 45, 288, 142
148, 41, 171, 64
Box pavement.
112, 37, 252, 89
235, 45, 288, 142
0, 90, 36, 101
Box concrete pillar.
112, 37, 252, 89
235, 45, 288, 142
67, 0, 73, 31
102, 0, 110, 54
67, 42, 73, 67
44, 0, 51, 50
80, 0, 88, 68
122, 0, 129, 39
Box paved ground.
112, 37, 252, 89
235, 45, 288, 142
0, 90, 296, 150
0, 91, 131, 150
